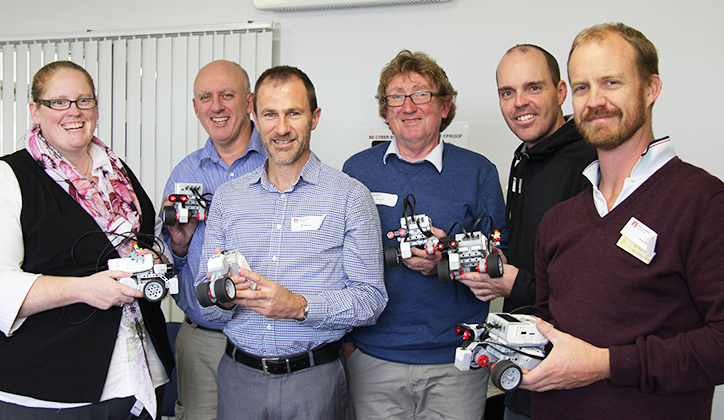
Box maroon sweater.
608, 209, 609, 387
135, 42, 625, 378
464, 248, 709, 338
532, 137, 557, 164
532, 157, 724, 420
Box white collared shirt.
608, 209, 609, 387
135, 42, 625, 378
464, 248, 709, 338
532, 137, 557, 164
584, 137, 676, 217
383, 137, 445, 173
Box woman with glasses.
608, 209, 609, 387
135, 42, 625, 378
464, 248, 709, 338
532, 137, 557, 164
0, 60, 173, 419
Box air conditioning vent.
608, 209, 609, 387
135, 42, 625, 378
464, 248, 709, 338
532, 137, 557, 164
254, 0, 450, 12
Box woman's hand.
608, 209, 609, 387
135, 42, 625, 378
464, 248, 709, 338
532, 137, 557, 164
18, 271, 144, 318
79, 270, 145, 309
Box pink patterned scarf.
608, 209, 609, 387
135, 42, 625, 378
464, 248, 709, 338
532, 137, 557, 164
24, 126, 142, 258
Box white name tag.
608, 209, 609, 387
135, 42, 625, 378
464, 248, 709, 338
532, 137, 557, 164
291, 215, 326, 232
372, 192, 398, 207
169, 277, 179, 295
617, 217, 657, 265
130, 399, 145, 416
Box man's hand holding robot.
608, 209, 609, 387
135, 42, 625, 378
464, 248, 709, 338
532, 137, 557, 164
455, 258, 517, 302
519, 317, 611, 392
398, 225, 447, 276
455, 313, 548, 392
196, 249, 256, 307
436, 227, 504, 284
161, 182, 208, 225
454, 313, 611, 393
197, 249, 308, 321
162, 183, 208, 257
385, 213, 444, 272
384, 194, 445, 275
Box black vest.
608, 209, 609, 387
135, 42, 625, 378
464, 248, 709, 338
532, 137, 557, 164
0, 149, 173, 403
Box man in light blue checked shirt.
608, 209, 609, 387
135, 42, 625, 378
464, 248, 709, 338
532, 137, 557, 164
161, 60, 268, 420
196, 65, 387, 420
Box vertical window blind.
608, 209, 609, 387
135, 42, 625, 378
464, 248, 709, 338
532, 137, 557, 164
0, 22, 274, 206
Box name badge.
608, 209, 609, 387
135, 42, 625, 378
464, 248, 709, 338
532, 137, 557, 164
168, 277, 179, 295
617, 217, 657, 265
130, 399, 145, 416
291, 215, 326, 232
372, 192, 398, 207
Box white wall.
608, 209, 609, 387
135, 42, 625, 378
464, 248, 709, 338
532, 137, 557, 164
4, 0, 724, 415
4, 0, 723, 184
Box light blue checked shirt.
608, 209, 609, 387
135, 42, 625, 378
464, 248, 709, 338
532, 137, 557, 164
162, 126, 267, 329
197, 152, 387, 356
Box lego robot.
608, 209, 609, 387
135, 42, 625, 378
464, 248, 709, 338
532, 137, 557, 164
161, 182, 209, 225
437, 215, 503, 283
108, 253, 178, 303
384, 195, 443, 267
454, 313, 548, 391
437, 230, 503, 283
196, 250, 256, 307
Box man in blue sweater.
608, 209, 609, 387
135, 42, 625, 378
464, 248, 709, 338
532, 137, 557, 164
343, 50, 507, 419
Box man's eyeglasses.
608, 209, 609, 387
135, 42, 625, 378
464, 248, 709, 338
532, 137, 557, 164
38, 98, 98, 110
384, 91, 439, 107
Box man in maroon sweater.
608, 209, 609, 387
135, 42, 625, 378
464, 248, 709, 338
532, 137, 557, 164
521, 23, 724, 419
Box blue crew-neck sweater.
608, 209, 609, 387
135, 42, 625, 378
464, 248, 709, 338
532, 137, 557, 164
343, 142, 507, 364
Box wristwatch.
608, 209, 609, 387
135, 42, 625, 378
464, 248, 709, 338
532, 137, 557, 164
301, 303, 309, 321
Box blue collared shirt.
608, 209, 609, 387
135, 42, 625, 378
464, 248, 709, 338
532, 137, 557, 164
162, 126, 267, 329
196, 152, 387, 356
383, 137, 445, 173
584, 137, 676, 217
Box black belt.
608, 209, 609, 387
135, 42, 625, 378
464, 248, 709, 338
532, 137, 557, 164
225, 339, 340, 375
184, 316, 224, 333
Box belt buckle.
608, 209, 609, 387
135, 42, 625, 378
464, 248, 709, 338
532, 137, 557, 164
261, 357, 292, 375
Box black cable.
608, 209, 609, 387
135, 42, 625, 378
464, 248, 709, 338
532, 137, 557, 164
70, 230, 168, 273
70, 231, 121, 273
200, 192, 213, 208
458, 323, 494, 347
482, 340, 546, 360
401, 194, 417, 240
509, 305, 536, 315
189, 184, 212, 210
63, 307, 98, 325
446, 222, 463, 238
472, 214, 494, 239
497, 223, 511, 237
477, 324, 494, 340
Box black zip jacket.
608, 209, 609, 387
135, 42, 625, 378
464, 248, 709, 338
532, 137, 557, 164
504, 117, 597, 312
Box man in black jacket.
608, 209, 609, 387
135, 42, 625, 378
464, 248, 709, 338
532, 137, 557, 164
456, 44, 597, 420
